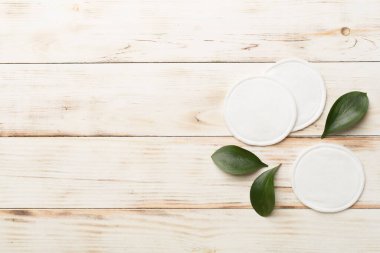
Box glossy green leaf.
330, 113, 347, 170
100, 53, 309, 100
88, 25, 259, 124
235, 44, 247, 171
322, 91, 369, 138
211, 145, 268, 175
250, 164, 281, 217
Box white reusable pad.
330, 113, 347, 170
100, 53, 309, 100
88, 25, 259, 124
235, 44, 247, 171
293, 144, 365, 213
224, 77, 296, 146
265, 58, 326, 131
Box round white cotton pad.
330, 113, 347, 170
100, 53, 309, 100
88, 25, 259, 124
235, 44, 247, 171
293, 144, 365, 213
265, 58, 326, 131
224, 77, 296, 146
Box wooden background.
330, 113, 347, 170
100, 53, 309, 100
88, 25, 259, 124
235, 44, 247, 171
0, 0, 379, 252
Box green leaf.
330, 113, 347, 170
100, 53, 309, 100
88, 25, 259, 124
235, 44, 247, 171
250, 164, 281, 217
211, 145, 268, 175
322, 91, 369, 138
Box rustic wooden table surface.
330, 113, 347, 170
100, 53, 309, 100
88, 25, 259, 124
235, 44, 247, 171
0, 1, 379, 252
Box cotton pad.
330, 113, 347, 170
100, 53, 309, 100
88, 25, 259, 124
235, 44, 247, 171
265, 58, 326, 131
293, 144, 365, 213
224, 77, 296, 146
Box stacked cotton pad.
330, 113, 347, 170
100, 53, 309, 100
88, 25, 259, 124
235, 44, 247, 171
224, 58, 326, 146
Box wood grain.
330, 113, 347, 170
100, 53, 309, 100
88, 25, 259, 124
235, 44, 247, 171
0, 137, 378, 208
0, 63, 378, 137
0, 0, 379, 63
0, 209, 379, 252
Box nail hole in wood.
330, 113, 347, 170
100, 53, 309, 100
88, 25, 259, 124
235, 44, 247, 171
341, 27, 351, 36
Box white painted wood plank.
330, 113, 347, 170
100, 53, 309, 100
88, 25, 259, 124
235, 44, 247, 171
0, 209, 379, 252
0, 63, 377, 136
0, 0, 379, 62
0, 137, 378, 208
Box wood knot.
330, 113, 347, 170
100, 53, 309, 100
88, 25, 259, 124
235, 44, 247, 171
341, 27, 351, 36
